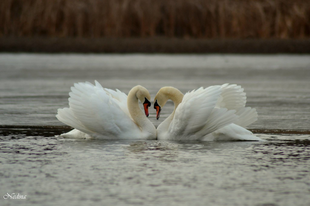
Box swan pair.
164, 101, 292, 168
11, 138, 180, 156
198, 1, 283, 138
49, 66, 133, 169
56, 81, 261, 141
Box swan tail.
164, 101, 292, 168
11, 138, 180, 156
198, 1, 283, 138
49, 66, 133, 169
59, 129, 92, 139
203, 124, 262, 141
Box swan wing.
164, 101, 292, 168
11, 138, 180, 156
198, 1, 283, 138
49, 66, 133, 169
56, 107, 93, 135
235, 107, 258, 127
169, 86, 238, 139
56, 81, 138, 138
95, 81, 130, 117
217, 84, 258, 127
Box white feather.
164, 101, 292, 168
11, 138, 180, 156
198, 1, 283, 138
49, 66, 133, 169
56, 81, 155, 139
157, 84, 261, 141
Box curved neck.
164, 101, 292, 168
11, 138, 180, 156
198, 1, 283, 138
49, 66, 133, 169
162, 87, 184, 111
127, 87, 152, 130
157, 87, 184, 132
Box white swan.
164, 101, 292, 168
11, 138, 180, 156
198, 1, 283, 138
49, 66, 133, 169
56, 81, 156, 139
154, 84, 261, 141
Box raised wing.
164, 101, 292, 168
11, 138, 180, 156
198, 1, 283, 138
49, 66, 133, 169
56, 81, 137, 138
168, 86, 238, 139
217, 83, 246, 110
218, 84, 257, 127
94, 81, 130, 117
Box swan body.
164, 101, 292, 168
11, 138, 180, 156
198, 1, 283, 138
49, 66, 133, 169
154, 84, 261, 141
56, 81, 156, 139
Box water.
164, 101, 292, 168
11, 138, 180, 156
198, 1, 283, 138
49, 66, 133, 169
0, 54, 310, 206
0, 54, 309, 129
1, 136, 310, 206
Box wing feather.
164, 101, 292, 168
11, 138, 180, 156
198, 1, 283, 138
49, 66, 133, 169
235, 107, 258, 127
56, 108, 94, 134
169, 85, 238, 139
218, 84, 258, 127
217, 84, 246, 110
56, 81, 137, 138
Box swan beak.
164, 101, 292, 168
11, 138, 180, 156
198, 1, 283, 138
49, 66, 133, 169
143, 98, 151, 117
154, 100, 161, 120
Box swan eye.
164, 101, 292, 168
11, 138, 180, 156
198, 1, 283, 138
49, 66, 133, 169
154, 100, 161, 120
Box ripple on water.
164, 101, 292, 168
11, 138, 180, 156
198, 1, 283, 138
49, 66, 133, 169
0, 134, 310, 206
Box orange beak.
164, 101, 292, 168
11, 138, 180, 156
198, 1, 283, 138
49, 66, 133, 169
155, 106, 160, 120
143, 103, 149, 117
143, 98, 151, 117
154, 100, 161, 120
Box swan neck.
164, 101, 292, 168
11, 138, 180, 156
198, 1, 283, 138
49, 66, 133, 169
157, 87, 184, 133
127, 87, 152, 130
164, 88, 184, 109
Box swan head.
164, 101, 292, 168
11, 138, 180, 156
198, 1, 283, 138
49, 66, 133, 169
154, 100, 162, 120
154, 86, 184, 120
153, 88, 169, 120
135, 85, 151, 117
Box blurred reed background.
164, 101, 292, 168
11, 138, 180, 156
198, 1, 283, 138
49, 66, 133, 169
1, 0, 309, 39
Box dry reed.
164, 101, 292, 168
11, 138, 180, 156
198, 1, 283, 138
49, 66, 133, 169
0, 0, 309, 38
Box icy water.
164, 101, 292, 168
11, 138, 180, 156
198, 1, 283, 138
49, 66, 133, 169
0, 54, 310, 206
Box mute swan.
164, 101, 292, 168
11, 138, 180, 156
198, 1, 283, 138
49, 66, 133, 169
154, 84, 261, 141
56, 81, 156, 139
